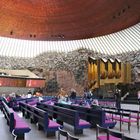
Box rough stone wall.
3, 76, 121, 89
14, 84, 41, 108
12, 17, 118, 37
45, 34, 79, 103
0, 87, 34, 96
0, 49, 140, 95
0, 49, 98, 95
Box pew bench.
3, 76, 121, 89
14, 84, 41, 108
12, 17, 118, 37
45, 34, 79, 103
2, 101, 31, 140
54, 103, 116, 128
105, 110, 138, 133
19, 102, 61, 137
37, 103, 91, 135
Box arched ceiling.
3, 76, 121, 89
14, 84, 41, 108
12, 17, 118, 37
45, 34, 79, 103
0, 22, 139, 58
0, 0, 140, 40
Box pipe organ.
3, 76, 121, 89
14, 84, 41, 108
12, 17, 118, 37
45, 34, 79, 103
88, 57, 131, 89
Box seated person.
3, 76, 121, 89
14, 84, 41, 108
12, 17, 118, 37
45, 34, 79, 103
6, 95, 12, 102
91, 99, 99, 106
57, 88, 66, 99
91, 99, 102, 110
83, 88, 92, 99
38, 96, 43, 102
70, 88, 77, 99
27, 89, 32, 98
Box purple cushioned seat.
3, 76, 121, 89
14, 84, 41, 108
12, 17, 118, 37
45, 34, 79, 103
105, 113, 112, 118
28, 101, 37, 105
98, 135, 121, 140
113, 115, 137, 123
14, 117, 23, 122
79, 119, 90, 126
73, 104, 79, 106
105, 114, 112, 119
44, 101, 52, 104
15, 122, 29, 129
14, 115, 23, 122
14, 121, 31, 134
14, 113, 31, 133
130, 114, 140, 119
48, 119, 61, 128
113, 116, 120, 121
105, 119, 114, 124
121, 118, 137, 123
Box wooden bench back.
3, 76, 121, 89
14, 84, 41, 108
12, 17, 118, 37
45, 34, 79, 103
2, 101, 15, 132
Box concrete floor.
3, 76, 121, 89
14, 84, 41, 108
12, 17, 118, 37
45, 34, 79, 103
0, 104, 140, 140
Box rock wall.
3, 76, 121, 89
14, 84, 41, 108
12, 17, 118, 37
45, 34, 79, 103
0, 49, 140, 95
0, 87, 34, 96
0, 49, 96, 95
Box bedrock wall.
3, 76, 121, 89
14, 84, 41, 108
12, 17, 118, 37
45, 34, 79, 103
0, 49, 140, 95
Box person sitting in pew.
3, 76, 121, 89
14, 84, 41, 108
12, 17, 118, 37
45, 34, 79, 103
91, 99, 99, 106
27, 89, 32, 98
38, 96, 43, 102
83, 87, 92, 101
91, 99, 102, 110
70, 88, 77, 100
57, 88, 66, 99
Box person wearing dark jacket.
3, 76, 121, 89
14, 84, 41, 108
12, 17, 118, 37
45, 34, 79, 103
114, 88, 121, 109
70, 88, 77, 99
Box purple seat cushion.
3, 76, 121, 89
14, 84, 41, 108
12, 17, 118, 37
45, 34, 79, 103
44, 101, 51, 104
121, 118, 137, 123
14, 121, 31, 134
113, 116, 136, 123
105, 119, 114, 124
98, 135, 121, 140
106, 114, 112, 119
44, 101, 54, 105
48, 119, 61, 128
15, 122, 29, 129
131, 114, 140, 119
79, 119, 90, 126
13, 113, 31, 133
113, 116, 120, 121
73, 104, 79, 106
28, 101, 37, 105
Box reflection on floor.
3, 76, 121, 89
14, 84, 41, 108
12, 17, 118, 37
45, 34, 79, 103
0, 104, 140, 140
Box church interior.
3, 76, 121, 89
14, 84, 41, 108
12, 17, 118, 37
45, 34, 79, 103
0, 0, 140, 140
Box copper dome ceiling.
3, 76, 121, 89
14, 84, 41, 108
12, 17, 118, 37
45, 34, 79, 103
0, 0, 140, 41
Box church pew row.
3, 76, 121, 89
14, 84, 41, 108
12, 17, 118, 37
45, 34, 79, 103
96, 124, 137, 140
101, 106, 139, 133
54, 103, 139, 133
102, 106, 140, 120
36, 102, 91, 134
1, 101, 31, 140
19, 102, 61, 137
54, 102, 116, 128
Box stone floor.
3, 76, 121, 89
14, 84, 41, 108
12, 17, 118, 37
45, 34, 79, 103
0, 103, 140, 140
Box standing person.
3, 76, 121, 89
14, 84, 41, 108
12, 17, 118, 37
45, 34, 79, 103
114, 88, 121, 110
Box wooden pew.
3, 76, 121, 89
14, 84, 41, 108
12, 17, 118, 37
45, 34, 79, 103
2, 101, 31, 140
19, 102, 61, 137
54, 103, 116, 128
102, 106, 139, 132
37, 102, 91, 134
